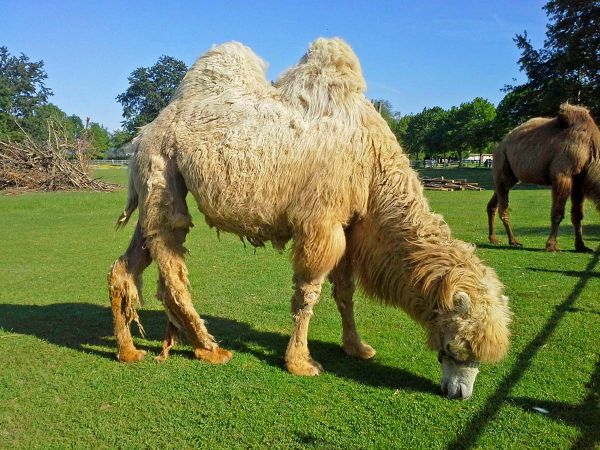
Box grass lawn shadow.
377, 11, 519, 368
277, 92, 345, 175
509, 357, 600, 450
0, 302, 438, 396
475, 243, 547, 253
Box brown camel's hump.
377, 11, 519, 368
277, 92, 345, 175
557, 103, 594, 128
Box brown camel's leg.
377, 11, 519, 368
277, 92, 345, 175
487, 193, 501, 245
150, 229, 232, 364
546, 175, 572, 252
329, 251, 375, 359
286, 222, 346, 376
497, 183, 521, 247
571, 179, 593, 253
108, 222, 152, 362
155, 320, 178, 363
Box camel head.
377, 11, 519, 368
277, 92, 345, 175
427, 267, 511, 400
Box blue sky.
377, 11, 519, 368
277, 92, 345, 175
1, 1, 548, 131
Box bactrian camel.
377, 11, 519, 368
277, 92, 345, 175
488, 103, 600, 252
109, 38, 511, 400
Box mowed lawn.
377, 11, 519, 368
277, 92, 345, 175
0, 166, 598, 449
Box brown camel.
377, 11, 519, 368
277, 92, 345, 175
488, 104, 600, 252
109, 38, 511, 400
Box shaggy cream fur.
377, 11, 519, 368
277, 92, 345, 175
109, 38, 511, 398
488, 103, 600, 252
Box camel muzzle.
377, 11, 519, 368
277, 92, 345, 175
439, 352, 480, 400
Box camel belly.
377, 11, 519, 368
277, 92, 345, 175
186, 179, 293, 249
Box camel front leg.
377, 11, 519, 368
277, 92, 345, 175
286, 221, 346, 376
546, 175, 572, 252
329, 253, 375, 359
571, 179, 593, 253
285, 275, 325, 376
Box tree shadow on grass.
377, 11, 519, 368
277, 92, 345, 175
0, 302, 438, 396
509, 356, 599, 450
446, 247, 600, 450
476, 243, 547, 253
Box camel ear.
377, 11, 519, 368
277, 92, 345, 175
453, 291, 471, 314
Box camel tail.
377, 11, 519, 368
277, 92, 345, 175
116, 142, 140, 230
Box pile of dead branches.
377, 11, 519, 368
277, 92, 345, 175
421, 176, 484, 191
0, 121, 116, 192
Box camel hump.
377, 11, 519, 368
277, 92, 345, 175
557, 103, 593, 128
274, 37, 366, 118
303, 37, 366, 94
174, 41, 271, 101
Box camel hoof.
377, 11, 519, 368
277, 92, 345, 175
117, 348, 147, 363
545, 245, 559, 252
509, 241, 522, 247
194, 347, 233, 364
286, 358, 323, 376
343, 341, 376, 360
576, 246, 593, 253
154, 353, 169, 363
489, 236, 501, 245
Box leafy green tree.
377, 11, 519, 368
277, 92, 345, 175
498, 0, 600, 129
447, 98, 497, 165
23, 103, 83, 142
0, 46, 52, 140
116, 55, 187, 133
394, 114, 412, 150
86, 122, 111, 159
110, 129, 131, 149
404, 107, 449, 161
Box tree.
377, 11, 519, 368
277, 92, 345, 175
0, 46, 52, 140
498, 0, 600, 129
394, 114, 412, 150
116, 55, 187, 134
404, 107, 449, 161
86, 121, 111, 159
447, 98, 497, 165
23, 103, 83, 142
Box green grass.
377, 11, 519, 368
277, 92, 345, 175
0, 166, 598, 449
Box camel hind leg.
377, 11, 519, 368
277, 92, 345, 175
490, 149, 521, 246
497, 182, 521, 247
329, 249, 375, 359
286, 221, 346, 376
144, 155, 231, 364
108, 222, 152, 362
487, 193, 501, 244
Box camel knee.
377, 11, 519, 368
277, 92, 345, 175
486, 195, 498, 215
551, 209, 565, 226
292, 278, 322, 314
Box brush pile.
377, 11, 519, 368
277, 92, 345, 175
0, 121, 116, 192
421, 176, 484, 191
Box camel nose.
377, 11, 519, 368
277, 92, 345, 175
441, 381, 473, 400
